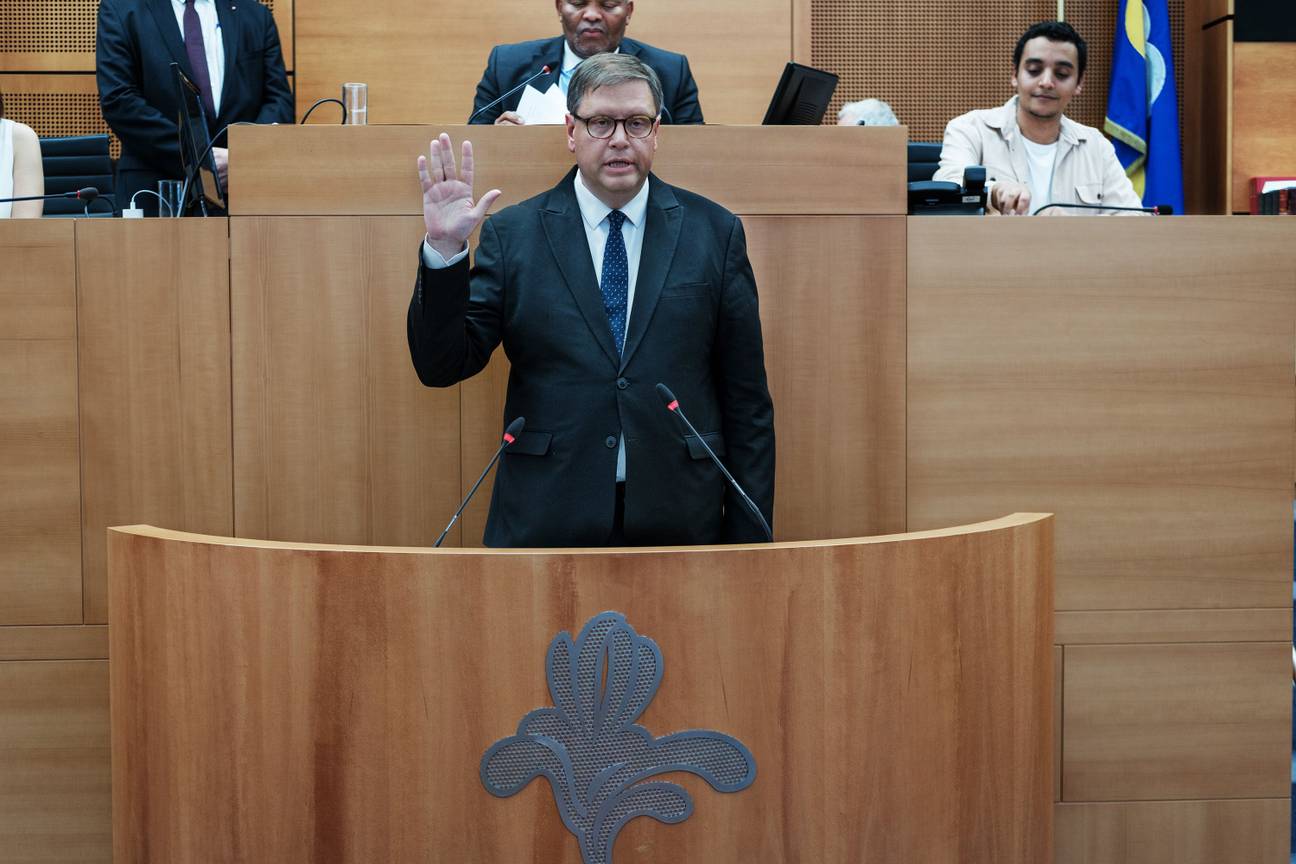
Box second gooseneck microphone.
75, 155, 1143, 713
434, 416, 525, 547
655, 383, 774, 542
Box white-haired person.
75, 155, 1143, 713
0, 90, 45, 218
837, 99, 899, 126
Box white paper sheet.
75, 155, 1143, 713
515, 83, 570, 125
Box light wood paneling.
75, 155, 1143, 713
0, 222, 81, 625
0, 626, 108, 661
1231, 42, 1296, 214
1055, 798, 1289, 864
908, 217, 1295, 611
228, 124, 906, 216
0, 660, 110, 862
76, 220, 234, 624
1056, 608, 1291, 645
1054, 645, 1062, 803
1062, 643, 1289, 801
110, 515, 1052, 864
0, 74, 118, 157
747, 216, 905, 539
230, 217, 462, 546
1182, 0, 1232, 214
293, 0, 786, 127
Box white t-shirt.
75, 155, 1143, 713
1020, 136, 1058, 214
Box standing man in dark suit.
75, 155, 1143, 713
470, 0, 703, 125
96, 0, 294, 214
413, 53, 772, 547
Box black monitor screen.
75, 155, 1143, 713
761, 63, 839, 126
172, 62, 226, 212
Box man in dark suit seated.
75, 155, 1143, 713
413, 53, 773, 547
96, 0, 294, 214
470, 0, 703, 125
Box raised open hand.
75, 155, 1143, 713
418, 133, 502, 259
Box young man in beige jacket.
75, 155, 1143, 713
935, 21, 1142, 216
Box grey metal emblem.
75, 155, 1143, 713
480, 611, 757, 864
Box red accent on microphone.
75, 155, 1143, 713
667, 400, 679, 412
503, 433, 516, 445
541, 65, 551, 73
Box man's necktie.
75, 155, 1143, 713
183, 0, 217, 119
601, 210, 629, 355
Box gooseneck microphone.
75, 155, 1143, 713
655, 383, 773, 542
434, 416, 525, 548
0, 187, 99, 205
468, 66, 552, 123
1032, 202, 1173, 215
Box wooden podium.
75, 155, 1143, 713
108, 514, 1052, 863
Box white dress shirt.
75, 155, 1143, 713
171, 0, 225, 113
421, 171, 650, 481
559, 41, 619, 94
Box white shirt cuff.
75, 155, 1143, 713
422, 238, 469, 269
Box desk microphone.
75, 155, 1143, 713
1032, 202, 1173, 215
469, 66, 552, 122
655, 383, 773, 542
434, 416, 525, 547
0, 186, 98, 205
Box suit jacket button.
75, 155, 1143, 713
616, 377, 629, 390
605, 435, 617, 449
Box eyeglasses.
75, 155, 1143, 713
572, 113, 657, 139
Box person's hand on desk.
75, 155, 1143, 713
418, 132, 502, 260
494, 111, 526, 125
990, 180, 1032, 216
213, 147, 229, 188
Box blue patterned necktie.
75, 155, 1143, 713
183, 0, 217, 119
601, 210, 629, 355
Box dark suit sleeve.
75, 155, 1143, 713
407, 225, 506, 387
714, 216, 775, 541
667, 54, 704, 125
253, 9, 295, 124
96, 0, 183, 170
469, 46, 504, 124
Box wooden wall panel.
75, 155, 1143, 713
1062, 643, 1289, 801
1056, 798, 1288, 864
1182, 0, 1232, 214
76, 220, 234, 624
1231, 42, 1296, 213
0, 660, 110, 863
293, 0, 787, 127
230, 217, 463, 547
0, 627, 108, 661
1056, 608, 1291, 645
228, 124, 907, 217
0, 222, 81, 625
908, 217, 1295, 611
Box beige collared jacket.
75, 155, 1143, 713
934, 97, 1144, 214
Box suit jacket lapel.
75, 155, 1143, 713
619, 176, 681, 372
526, 37, 565, 98
215, 0, 239, 86
540, 170, 622, 368
145, 0, 193, 75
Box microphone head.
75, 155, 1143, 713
655, 383, 679, 411
77, 187, 99, 202
541, 65, 551, 74
1153, 204, 1174, 215
502, 416, 526, 444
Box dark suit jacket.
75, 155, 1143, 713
96, 0, 294, 212
408, 169, 774, 547
469, 36, 703, 125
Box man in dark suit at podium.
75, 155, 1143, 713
412, 54, 773, 548
96, 0, 294, 214
470, 0, 703, 125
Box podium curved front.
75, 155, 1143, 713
109, 514, 1053, 863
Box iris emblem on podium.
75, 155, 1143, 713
480, 611, 757, 864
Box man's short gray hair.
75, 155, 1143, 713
836, 99, 900, 127
566, 53, 664, 117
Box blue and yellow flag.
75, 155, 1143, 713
1105, 0, 1184, 213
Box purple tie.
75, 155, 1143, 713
183, 0, 217, 118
